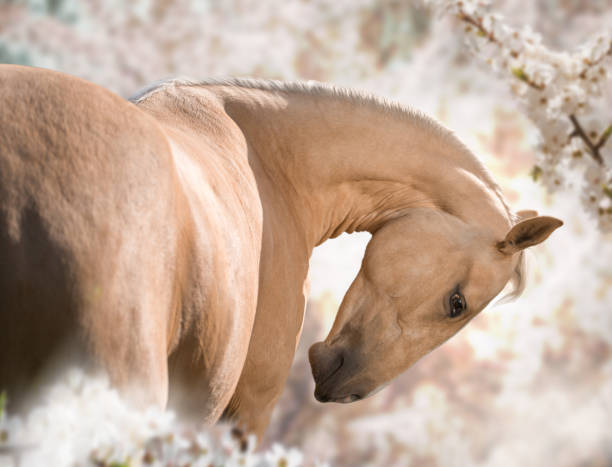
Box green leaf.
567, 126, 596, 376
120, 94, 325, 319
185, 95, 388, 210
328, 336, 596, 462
511, 67, 529, 82
603, 185, 612, 199
601, 124, 612, 140
530, 165, 542, 182
0, 391, 6, 421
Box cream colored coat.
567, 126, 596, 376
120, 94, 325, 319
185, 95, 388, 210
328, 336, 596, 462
0, 66, 561, 440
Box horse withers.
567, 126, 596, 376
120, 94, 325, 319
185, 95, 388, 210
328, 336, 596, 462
0, 65, 562, 440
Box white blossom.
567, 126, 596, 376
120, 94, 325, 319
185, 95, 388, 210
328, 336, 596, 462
427, 0, 612, 231
0, 370, 307, 467
263, 443, 304, 467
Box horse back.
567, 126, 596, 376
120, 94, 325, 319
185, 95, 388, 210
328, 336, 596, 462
0, 65, 186, 407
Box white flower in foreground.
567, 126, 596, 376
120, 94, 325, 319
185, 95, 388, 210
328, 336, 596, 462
0, 369, 310, 467
263, 443, 304, 467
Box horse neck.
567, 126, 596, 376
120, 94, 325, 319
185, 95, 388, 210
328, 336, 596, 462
212, 84, 512, 249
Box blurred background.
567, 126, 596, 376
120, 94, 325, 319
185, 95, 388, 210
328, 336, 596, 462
1, 0, 611, 465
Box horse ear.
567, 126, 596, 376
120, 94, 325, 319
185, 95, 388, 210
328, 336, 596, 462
497, 216, 563, 255
515, 210, 538, 221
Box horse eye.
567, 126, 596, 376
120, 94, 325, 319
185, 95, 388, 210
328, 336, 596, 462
449, 292, 466, 318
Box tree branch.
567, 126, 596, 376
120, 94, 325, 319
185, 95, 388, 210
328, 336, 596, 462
456, 9, 545, 90
455, 8, 610, 166
569, 114, 605, 165
454, 7, 610, 166
578, 41, 612, 79
456, 12, 497, 43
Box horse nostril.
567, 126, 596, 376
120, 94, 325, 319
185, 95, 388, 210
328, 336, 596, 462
309, 342, 345, 385
314, 388, 331, 403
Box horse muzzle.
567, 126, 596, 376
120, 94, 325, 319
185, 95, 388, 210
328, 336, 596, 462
308, 341, 364, 403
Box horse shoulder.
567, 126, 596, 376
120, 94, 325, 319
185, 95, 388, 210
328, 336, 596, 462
136, 87, 264, 422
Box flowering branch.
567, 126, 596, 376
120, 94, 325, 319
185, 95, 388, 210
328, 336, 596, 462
579, 41, 612, 78
453, 4, 611, 167
430, 0, 612, 230
568, 115, 611, 166
0, 373, 306, 466
456, 11, 495, 42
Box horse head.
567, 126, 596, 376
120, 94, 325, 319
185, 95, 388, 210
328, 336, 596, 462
309, 208, 562, 403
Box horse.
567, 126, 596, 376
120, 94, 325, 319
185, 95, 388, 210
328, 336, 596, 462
0, 65, 562, 441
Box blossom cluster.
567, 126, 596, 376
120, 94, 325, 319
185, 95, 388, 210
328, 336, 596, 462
0, 370, 306, 467
428, 0, 612, 231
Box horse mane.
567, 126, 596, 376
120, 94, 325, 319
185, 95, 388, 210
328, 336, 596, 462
131, 77, 525, 299
502, 250, 527, 302
132, 79, 507, 200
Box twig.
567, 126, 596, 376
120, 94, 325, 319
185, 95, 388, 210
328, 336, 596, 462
568, 114, 610, 165
456, 10, 545, 90
455, 7, 611, 165
578, 41, 612, 79
456, 11, 497, 43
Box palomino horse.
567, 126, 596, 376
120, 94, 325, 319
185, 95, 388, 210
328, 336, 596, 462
0, 65, 562, 440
